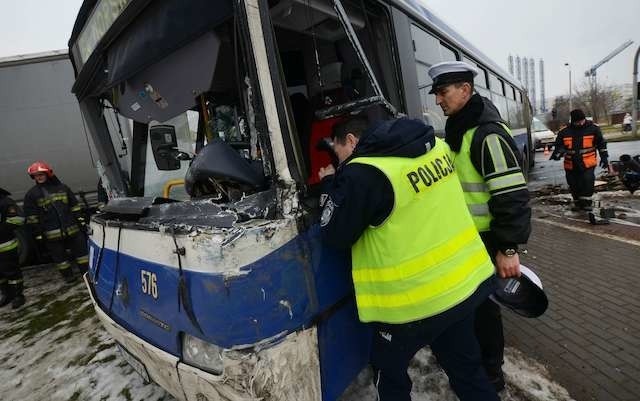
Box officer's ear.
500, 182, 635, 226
461, 82, 473, 97
346, 132, 359, 147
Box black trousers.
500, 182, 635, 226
566, 168, 595, 207
474, 298, 504, 379
370, 309, 499, 401
0, 247, 22, 283
46, 233, 89, 277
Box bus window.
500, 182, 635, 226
439, 44, 458, 62
271, 0, 400, 183
411, 25, 441, 66
410, 25, 462, 133
475, 67, 488, 89
488, 73, 504, 96
470, 62, 490, 98
145, 113, 193, 199
461, 56, 483, 86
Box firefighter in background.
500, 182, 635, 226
0, 188, 26, 308
23, 162, 89, 283
550, 109, 608, 211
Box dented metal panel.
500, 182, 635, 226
244, 0, 294, 186
178, 329, 322, 401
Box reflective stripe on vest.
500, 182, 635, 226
563, 134, 597, 170
454, 126, 493, 231
0, 238, 18, 253
348, 139, 494, 324
454, 124, 525, 231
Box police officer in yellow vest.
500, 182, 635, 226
427, 61, 532, 391
319, 116, 500, 401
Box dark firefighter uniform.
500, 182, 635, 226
428, 61, 532, 391
551, 111, 608, 210
0, 188, 26, 308
24, 177, 89, 282
320, 117, 499, 401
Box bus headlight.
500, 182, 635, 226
182, 333, 223, 375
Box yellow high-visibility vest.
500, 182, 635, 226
454, 124, 525, 232
349, 139, 494, 323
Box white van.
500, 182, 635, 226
532, 117, 556, 150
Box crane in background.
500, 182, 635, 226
581, 40, 634, 122
584, 40, 634, 87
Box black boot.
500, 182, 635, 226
570, 200, 581, 212
59, 265, 77, 284
0, 281, 13, 308
76, 263, 88, 276
9, 280, 25, 309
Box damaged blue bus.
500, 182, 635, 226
68, 0, 533, 400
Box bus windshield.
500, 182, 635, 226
72, 0, 399, 201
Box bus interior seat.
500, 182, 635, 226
307, 116, 344, 185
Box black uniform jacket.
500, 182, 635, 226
553, 121, 607, 171
319, 118, 436, 249
0, 188, 23, 244
444, 93, 531, 255
23, 177, 82, 237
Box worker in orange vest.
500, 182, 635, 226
550, 109, 608, 211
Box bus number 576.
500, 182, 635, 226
141, 270, 158, 299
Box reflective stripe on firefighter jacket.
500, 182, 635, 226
348, 138, 494, 324
0, 194, 24, 248
454, 124, 526, 232
23, 180, 84, 240
0, 238, 18, 253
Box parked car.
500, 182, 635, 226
532, 117, 556, 150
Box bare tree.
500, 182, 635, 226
552, 95, 571, 122
574, 79, 623, 123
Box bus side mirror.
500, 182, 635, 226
150, 125, 181, 171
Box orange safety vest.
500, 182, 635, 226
562, 134, 597, 170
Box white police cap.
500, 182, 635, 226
427, 61, 478, 94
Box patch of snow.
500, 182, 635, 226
1, 266, 574, 401
340, 348, 575, 401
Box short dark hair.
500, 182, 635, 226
453, 81, 475, 93
331, 115, 369, 144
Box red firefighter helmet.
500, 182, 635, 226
27, 161, 54, 178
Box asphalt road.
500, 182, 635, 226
528, 140, 640, 191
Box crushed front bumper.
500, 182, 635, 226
84, 275, 322, 401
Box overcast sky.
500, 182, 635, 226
1, 0, 638, 102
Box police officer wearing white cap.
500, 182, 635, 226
427, 61, 532, 391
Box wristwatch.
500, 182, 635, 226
502, 248, 517, 257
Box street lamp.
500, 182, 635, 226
564, 62, 572, 112
633, 46, 639, 138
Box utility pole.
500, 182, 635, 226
529, 58, 536, 114
539, 59, 546, 113
633, 45, 639, 138
565, 63, 572, 112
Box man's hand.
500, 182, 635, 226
494, 251, 521, 278
318, 165, 336, 181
